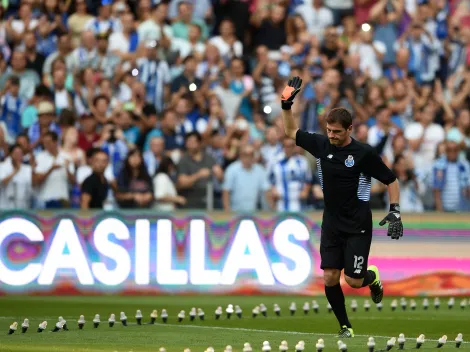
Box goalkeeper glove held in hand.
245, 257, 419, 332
281, 76, 302, 110
379, 203, 403, 240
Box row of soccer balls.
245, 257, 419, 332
6, 318, 465, 352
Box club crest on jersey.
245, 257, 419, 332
345, 155, 355, 167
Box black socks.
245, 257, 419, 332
361, 270, 377, 287
325, 284, 351, 328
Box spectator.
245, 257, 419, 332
67, 0, 94, 48
222, 144, 270, 212
171, 1, 208, 41
77, 114, 99, 152
177, 131, 223, 209
89, 32, 120, 79
80, 149, 110, 209
0, 76, 26, 142
159, 109, 185, 160
446, 109, 470, 155
432, 140, 470, 212
251, 4, 287, 51
268, 137, 312, 211
23, 30, 46, 77
115, 148, 153, 208
62, 126, 85, 167
144, 135, 165, 176
85, 0, 121, 35
0, 50, 41, 100
138, 2, 172, 43
51, 67, 73, 113
5, 3, 38, 43
42, 33, 73, 77
391, 154, 425, 212
136, 40, 171, 112
28, 101, 61, 151
170, 55, 202, 94
349, 25, 386, 80
108, 12, 139, 61
32, 131, 75, 208
0, 144, 33, 208
209, 19, 242, 60
153, 156, 186, 211
295, 0, 334, 41
260, 126, 282, 165
97, 122, 129, 177
405, 103, 445, 172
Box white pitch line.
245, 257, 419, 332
153, 323, 469, 344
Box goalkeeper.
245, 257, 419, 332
281, 76, 403, 338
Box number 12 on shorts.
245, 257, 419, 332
353, 255, 364, 274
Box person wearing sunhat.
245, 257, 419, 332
27, 101, 61, 151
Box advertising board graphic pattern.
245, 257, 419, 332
0, 211, 469, 296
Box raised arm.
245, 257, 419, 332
281, 77, 302, 139
281, 76, 329, 158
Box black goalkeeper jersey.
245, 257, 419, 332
296, 130, 397, 234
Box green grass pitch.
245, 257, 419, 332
0, 296, 467, 352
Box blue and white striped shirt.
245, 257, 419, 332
101, 140, 129, 178
0, 94, 25, 140
432, 157, 470, 211
136, 58, 171, 112
268, 155, 312, 211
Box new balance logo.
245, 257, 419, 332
354, 269, 361, 274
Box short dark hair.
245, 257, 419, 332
185, 131, 202, 143
44, 131, 59, 142
143, 104, 157, 117
93, 94, 110, 106
9, 76, 20, 86
86, 147, 101, 159
326, 108, 353, 130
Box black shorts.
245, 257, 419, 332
320, 228, 373, 279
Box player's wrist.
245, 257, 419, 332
389, 203, 400, 213
281, 101, 293, 110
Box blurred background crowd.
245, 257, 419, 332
0, 0, 470, 212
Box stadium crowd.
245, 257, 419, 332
0, 0, 470, 212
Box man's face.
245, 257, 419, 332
162, 111, 176, 131
16, 135, 29, 152
377, 108, 391, 126
283, 138, 296, 158
11, 147, 24, 165
43, 135, 57, 154
188, 24, 201, 42
11, 51, 26, 71
81, 117, 97, 133
150, 137, 164, 156
446, 141, 460, 162
24, 33, 36, 51
326, 122, 351, 146
97, 38, 108, 52
355, 124, 368, 143
59, 35, 71, 52
270, 5, 285, 23
185, 135, 200, 154
92, 152, 109, 174
52, 69, 66, 88
38, 113, 53, 128
240, 147, 255, 169
99, 4, 111, 18
122, 13, 134, 33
